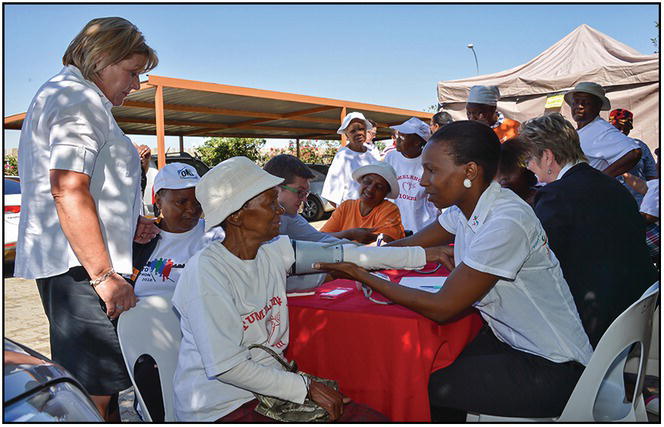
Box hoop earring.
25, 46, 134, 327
463, 178, 472, 189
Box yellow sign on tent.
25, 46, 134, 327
545, 94, 565, 109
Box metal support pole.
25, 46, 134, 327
296, 138, 300, 159
179, 135, 184, 153
155, 85, 166, 169
340, 107, 347, 147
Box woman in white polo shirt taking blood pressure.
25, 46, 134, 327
317, 121, 593, 421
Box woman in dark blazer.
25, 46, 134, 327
520, 113, 658, 347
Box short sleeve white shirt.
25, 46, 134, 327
15, 65, 142, 278
640, 179, 660, 218
172, 236, 305, 421
577, 116, 640, 171
438, 181, 593, 365
383, 150, 440, 232
133, 220, 224, 298
321, 147, 378, 205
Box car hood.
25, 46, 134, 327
3, 339, 69, 404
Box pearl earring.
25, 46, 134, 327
547, 169, 552, 175
463, 178, 472, 188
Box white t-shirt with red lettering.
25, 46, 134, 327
384, 150, 440, 232
172, 236, 304, 421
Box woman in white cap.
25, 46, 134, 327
171, 156, 388, 422
384, 117, 440, 233
321, 162, 405, 243
321, 112, 379, 207
128, 162, 224, 298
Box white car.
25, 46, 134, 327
4, 177, 21, 263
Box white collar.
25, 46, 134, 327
491, 111, 505, 129
555, 161, 583, 181
64, 65, 113, 110
466, 181, 501, 232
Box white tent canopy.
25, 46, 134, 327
437, 24, 659, 153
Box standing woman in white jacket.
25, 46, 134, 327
15, 17, 159, 421
321, 112, 379, 208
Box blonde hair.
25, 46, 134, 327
62, 17, 158, 82
520, 113, 587, 165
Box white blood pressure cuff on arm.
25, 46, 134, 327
290, 239, 425, 274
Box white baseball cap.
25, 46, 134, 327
467, 85, 500, 106
337, 112, 374, 134
154, 162, 201, 193
195, 156, 284, 231
390, 117, 431, 142
351, 162, 400, 199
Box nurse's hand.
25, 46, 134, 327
424, 246, 455, 271
314, 261, 367, 282
308, 381, 350, 421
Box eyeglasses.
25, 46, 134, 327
279, 184, 309, 199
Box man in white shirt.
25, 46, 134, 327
384, 117, 439, 233
564, 82, 641, 177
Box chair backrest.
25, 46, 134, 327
558, 282, 659, 422
117, 294, 182, 422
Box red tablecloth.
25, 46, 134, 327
286, 265, 483, 422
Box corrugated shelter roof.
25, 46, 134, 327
5, 74, 432, 141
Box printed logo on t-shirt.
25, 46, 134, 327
141, 257, 185, 282
398, 174, 423, 201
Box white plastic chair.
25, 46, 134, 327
467, 282, 659, 422
117, 294, 182, 422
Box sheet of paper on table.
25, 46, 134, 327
399, 276, 447, 293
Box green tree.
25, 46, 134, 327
651, 21, 660, 53
4, 154, 18, 176
195, 137, 266, 167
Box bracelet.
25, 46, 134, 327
90, 268, 115, 288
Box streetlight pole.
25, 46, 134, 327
467, 43, 479, 75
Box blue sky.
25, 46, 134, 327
3, 3, 659, 150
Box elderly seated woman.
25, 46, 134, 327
170, 157, 391, 422
320, 162, 405, 244
129, 162, 224, 298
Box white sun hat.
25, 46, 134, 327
563, 81, 611, 111
195, 156, 284, 231
153, 162, 201, 193
467, 85, 501, 106
351, 162, 400, 199
390, 117, 431, 142
337, 112, 374, 134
